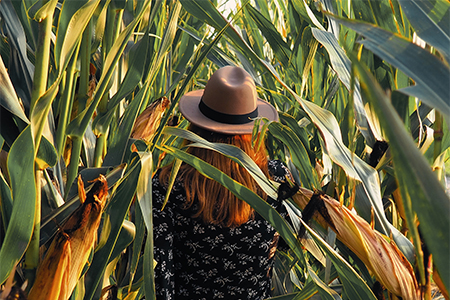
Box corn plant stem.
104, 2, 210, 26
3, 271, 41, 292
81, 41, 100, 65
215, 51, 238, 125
433, 111, 443, 179
79, 21, 92, 101
66, 136, 83, 195
30, 17, 52, 115
56, 46, 80, 156
96, 6, 116, 115
66, 3, 148, 181
94, 9, 123, 167
94, 134, 106, 167
30, 14, 54, 154
24, 8, 54, 277
113, 8, 124, 88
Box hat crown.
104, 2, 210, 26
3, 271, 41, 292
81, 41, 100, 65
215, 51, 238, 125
201, 66, 257, 115
178, 66, 278, 135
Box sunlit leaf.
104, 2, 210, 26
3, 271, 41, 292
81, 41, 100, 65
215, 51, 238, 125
268, 122, 319, 190
398, 0, 450, 62
245, 5, 292, 68
0, 55, 28, 123
308, 264, 341, 300
329, 15, 450, 120
27, 0, 58, 21
311, 28, 380, 146
66, 0, 151, 138
55, 0, 101, 73
108, 219, 136, 264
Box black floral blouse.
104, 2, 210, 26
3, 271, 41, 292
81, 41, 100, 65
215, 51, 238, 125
152, 160, 291, 300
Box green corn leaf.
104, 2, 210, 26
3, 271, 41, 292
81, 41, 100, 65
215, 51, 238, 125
289, 0, 324, 30
180, 0, 247, 51
268, 122, 318, 190
66, 0, 150, 138
301, 218, 377, 300
180, 0, 265, 69
106, 31, 150, 110
351, 0, 400, 34
27, 0, 58, 21
144, 1, 182, 89
245, 5, 292, 68
93, 26, 151, 135
311, 28, 379, 146
102, 86, 148, 166
398, 0, 450, 62
108, 219, 136, 264
0, 173, 13, 231
0, 0, 34, 106
30, 79, 59, 154
55, 0, 102, 73
329, 15, 450, 121
136, 152, 153, 231
128, 201, 146, 291
0, 126, 36, 284
136, 151, 155, 299
35, 136, 57, 169
307, 264, 341, 300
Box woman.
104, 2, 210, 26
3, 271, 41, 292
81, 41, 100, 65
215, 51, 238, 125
152, 66, 291, 299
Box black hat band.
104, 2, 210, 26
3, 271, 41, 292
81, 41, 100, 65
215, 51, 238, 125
199, 98, 258, 124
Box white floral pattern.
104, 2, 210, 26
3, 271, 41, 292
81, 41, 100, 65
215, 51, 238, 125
153, 160, 290, 300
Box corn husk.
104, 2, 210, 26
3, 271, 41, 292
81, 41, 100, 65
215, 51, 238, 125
292, 189, 420, 300
131, 96, 170, 142
28, 175, 108, 300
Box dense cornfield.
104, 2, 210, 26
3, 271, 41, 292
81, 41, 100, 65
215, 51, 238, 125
0, 0, 449, 299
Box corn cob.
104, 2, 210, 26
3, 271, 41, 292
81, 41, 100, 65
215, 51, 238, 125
131, 96, 170, 142
28, 175, 107, 300
292, 189, 420, 300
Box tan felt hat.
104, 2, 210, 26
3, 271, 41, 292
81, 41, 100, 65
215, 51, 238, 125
179, 66, 278, 135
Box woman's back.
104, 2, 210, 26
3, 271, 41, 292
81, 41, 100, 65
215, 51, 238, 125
152, 159, 289, 300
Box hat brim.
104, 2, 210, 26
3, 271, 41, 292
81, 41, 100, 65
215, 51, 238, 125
179, 89, 279, 135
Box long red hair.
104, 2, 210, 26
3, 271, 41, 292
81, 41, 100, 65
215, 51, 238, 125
160, 125, 269, 227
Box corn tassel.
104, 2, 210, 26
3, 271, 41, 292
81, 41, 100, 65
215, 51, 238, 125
292, 189, 420, 300
28, 175, 108, 300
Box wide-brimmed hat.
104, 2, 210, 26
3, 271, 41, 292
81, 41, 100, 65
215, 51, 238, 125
178, 66, 278, 135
